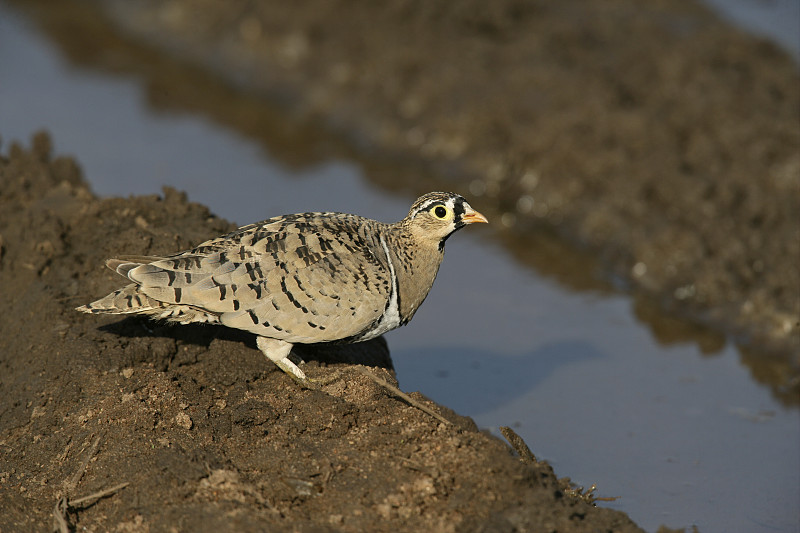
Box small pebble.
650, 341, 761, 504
175, 412, 192, 430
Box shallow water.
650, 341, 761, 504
1, 3, 798, 532
702, 0, 799, 62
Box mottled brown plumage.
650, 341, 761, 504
77, 192, 487, 383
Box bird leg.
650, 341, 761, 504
256, 336, 345, 389
257, 336, 307, 383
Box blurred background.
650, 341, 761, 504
1, 0, 797, 531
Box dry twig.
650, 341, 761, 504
356, 366, 451, 425
65, 435, 100, 494
52, 434, 129, 532
500, 426, 537, 464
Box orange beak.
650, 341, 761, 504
462, 208, 489, 225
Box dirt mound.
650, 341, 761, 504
0, 133, 643, 532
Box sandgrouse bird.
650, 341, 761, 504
77, 192, 487, 384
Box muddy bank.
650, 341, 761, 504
0, 134, 645, 531
86, 0, 799, 359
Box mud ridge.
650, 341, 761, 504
0, 134, 644, 532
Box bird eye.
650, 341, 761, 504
431, 205, 450, 220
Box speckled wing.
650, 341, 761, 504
119, 213, 393, 343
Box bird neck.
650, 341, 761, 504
384, 223, 445, 324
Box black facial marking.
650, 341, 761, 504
452, 197, 466, 219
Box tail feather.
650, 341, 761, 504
106, 256, 164, 278
76, 284, 161, 315
79, 255, 223, 325
77, 283, 220, 325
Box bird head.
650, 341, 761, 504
402, 192, 488, 247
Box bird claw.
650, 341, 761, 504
293, 369, 343, 390
272, 356, 342, 389
307, 369, 344, 388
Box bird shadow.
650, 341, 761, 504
392, 340, 606, 416
98, 317, 394, 372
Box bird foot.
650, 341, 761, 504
257, 336, 343, 389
